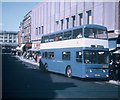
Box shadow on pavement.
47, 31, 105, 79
2, 54, 77, 99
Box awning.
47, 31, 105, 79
20, 44, 25, 49
27, 48, 40, 52
109, 48, 115, 51
16, 44, 25, 51
16, 46, 21, 51
113, 50, 120, 54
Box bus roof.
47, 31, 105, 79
81, 24, 107, 30
42, 24, 107, 37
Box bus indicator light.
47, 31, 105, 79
103, 66, 108, 68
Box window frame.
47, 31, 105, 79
62, 51, 71, 61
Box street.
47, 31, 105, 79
2, 54, 120, 99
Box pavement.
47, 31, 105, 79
108, 80, 120, 85
16, 55, 120, 86
16, 56, 39, 69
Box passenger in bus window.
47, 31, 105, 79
56, 36, 59, 41
89, 33, 95, 38
59, 36, 62, 41
77, 33, 82, 38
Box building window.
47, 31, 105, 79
39, 27, 41, 35
56, 21, 59, 24
56, 21, 59, 31
36, 28, 38, 35
5, 40, 7, 42
0, 40, 3, 42
66, 18, 69, 29
9, 34, 12, 38
79, 13, 83, 25
13, 35, 16, 39
0, 35, 3, 38
4, 34, 8, 39
13, 40, 16, 43
9, 40, 12, 43
86, 10, 92, 24
9, 37, 12, 39
72, 15, 75, 27
41, 26, 44, 34
61, 19, 64, 30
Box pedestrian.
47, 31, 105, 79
110, 59, 118, 81
114, 59, 119, 81
115, 59, 120, 81
118, 59, 120, 81
109, 59, 115, 80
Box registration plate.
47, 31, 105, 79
95, 74, 100, 76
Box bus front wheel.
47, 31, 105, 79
66, 66, 72, 78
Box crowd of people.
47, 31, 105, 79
16, 49, 41, 63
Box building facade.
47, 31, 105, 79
19, 11, 32, 44
20, 1, 120, 50
0, 31, 18, 47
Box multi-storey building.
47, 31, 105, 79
19, 11, 32, 51
23, 11, 32, 43
19, 11, 32, 44
0, 31, 18, 48
30, 1, 120, 50
19, 22, 24, 44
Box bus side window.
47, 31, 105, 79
73, 29, 82, 39
41, 37, 44, 43
42, 52, 48, 59
62, 51, 71, 60
63, 31, 72, 40
77, 33, 82, 38
49, 34, 55, 42
56, 33, 63, 41
76, 51, 82, 63
48, 52, 54, 59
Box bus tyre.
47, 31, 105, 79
66, 66, 72, 78
44, 63, 48, 72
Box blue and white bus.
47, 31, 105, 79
40, 24, 109, 79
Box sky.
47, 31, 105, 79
1, 0, 118, 32
1, 2, 38, 32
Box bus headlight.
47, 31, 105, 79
86, 75, 89, 77
90, 69, 92, 73
106, 74, 109, 77
103, 70, 106, 73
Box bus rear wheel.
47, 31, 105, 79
44, 63, 48, 71
66, 66, 72, 78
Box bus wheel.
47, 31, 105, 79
44, 63, 48, 71
66, 66, 72, 78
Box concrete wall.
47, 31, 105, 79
31, 1, 117, 41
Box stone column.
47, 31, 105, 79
115, 1, 120, 34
